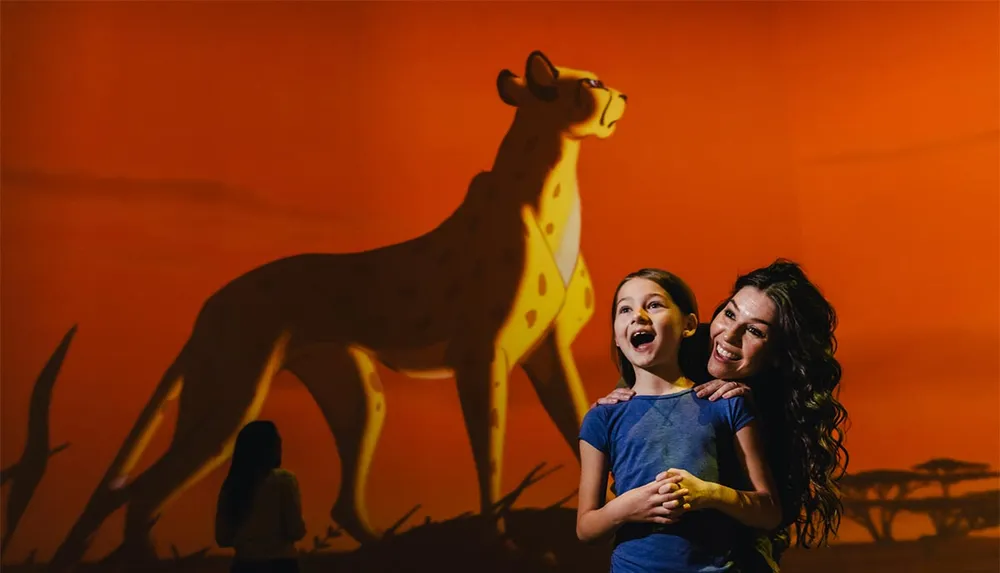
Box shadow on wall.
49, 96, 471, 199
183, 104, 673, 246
13, 49, 626, 573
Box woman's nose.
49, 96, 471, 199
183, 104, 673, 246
723, 327, 741, 344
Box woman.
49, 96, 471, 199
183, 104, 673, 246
596, 259, 849, 571
215, 420, 307, 573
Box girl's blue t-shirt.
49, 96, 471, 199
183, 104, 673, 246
579, 388, 756, 573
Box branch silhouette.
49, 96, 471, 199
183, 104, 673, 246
1, 325, 77, 556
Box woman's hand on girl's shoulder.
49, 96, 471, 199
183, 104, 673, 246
593, 388, 636, 408
694, 379, 751, 402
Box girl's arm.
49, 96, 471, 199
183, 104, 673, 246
576, 440, 615, 542
576, 441, 685, 542
662, 420, 781, 530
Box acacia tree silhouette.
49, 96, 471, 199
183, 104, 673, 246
840, 470, 934, 542
840, 460, 1000, 542
912, 458, 994, 498
911, 459, 999, 537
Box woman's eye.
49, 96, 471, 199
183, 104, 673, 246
724, 309, 736, 319
748, 327, 764, 338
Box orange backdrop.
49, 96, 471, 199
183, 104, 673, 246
2, 0, 997, 562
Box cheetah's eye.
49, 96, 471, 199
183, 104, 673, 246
585, 79, 604, 89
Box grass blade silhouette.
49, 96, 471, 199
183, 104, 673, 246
1, 325, 77, 556
385, 504, 422, 537
491, 462, 562, 516
544, 489, 578, 510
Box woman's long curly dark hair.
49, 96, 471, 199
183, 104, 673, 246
720, 259, 850, 549
218, 420, 283, 530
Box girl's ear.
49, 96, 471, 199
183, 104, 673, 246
681, 313, 699, 338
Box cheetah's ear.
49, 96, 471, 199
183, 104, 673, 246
497, 69, 526, 107
525, 50, 559, 102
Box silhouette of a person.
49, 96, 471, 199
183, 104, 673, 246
215, 420, 306, 573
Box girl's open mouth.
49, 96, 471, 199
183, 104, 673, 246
630, 330, 656, 350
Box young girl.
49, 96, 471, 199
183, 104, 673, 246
576, 268, 781, 573
215, 420, 307, 573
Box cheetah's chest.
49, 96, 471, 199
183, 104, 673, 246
552, 185, 581, 286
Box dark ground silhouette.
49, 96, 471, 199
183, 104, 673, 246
3, 458, 999, 572
2, 511, 997, 573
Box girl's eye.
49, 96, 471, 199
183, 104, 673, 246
724, 309, 736, 319
618, 306, 631, 314
748, 327, 765, 338
648, 302, 662, 309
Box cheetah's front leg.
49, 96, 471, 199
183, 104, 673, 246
522, 254, 594, 459
521, 333, 589, 459
454, 347, 510, 526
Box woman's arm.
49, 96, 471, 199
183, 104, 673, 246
661, 421, 781, 530
576, 441, 686, 542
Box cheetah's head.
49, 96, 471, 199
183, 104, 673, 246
497, 50, 627, 140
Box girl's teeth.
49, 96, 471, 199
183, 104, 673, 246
716, 344, 739, 360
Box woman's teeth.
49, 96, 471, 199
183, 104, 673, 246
716, 344, 739, 360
